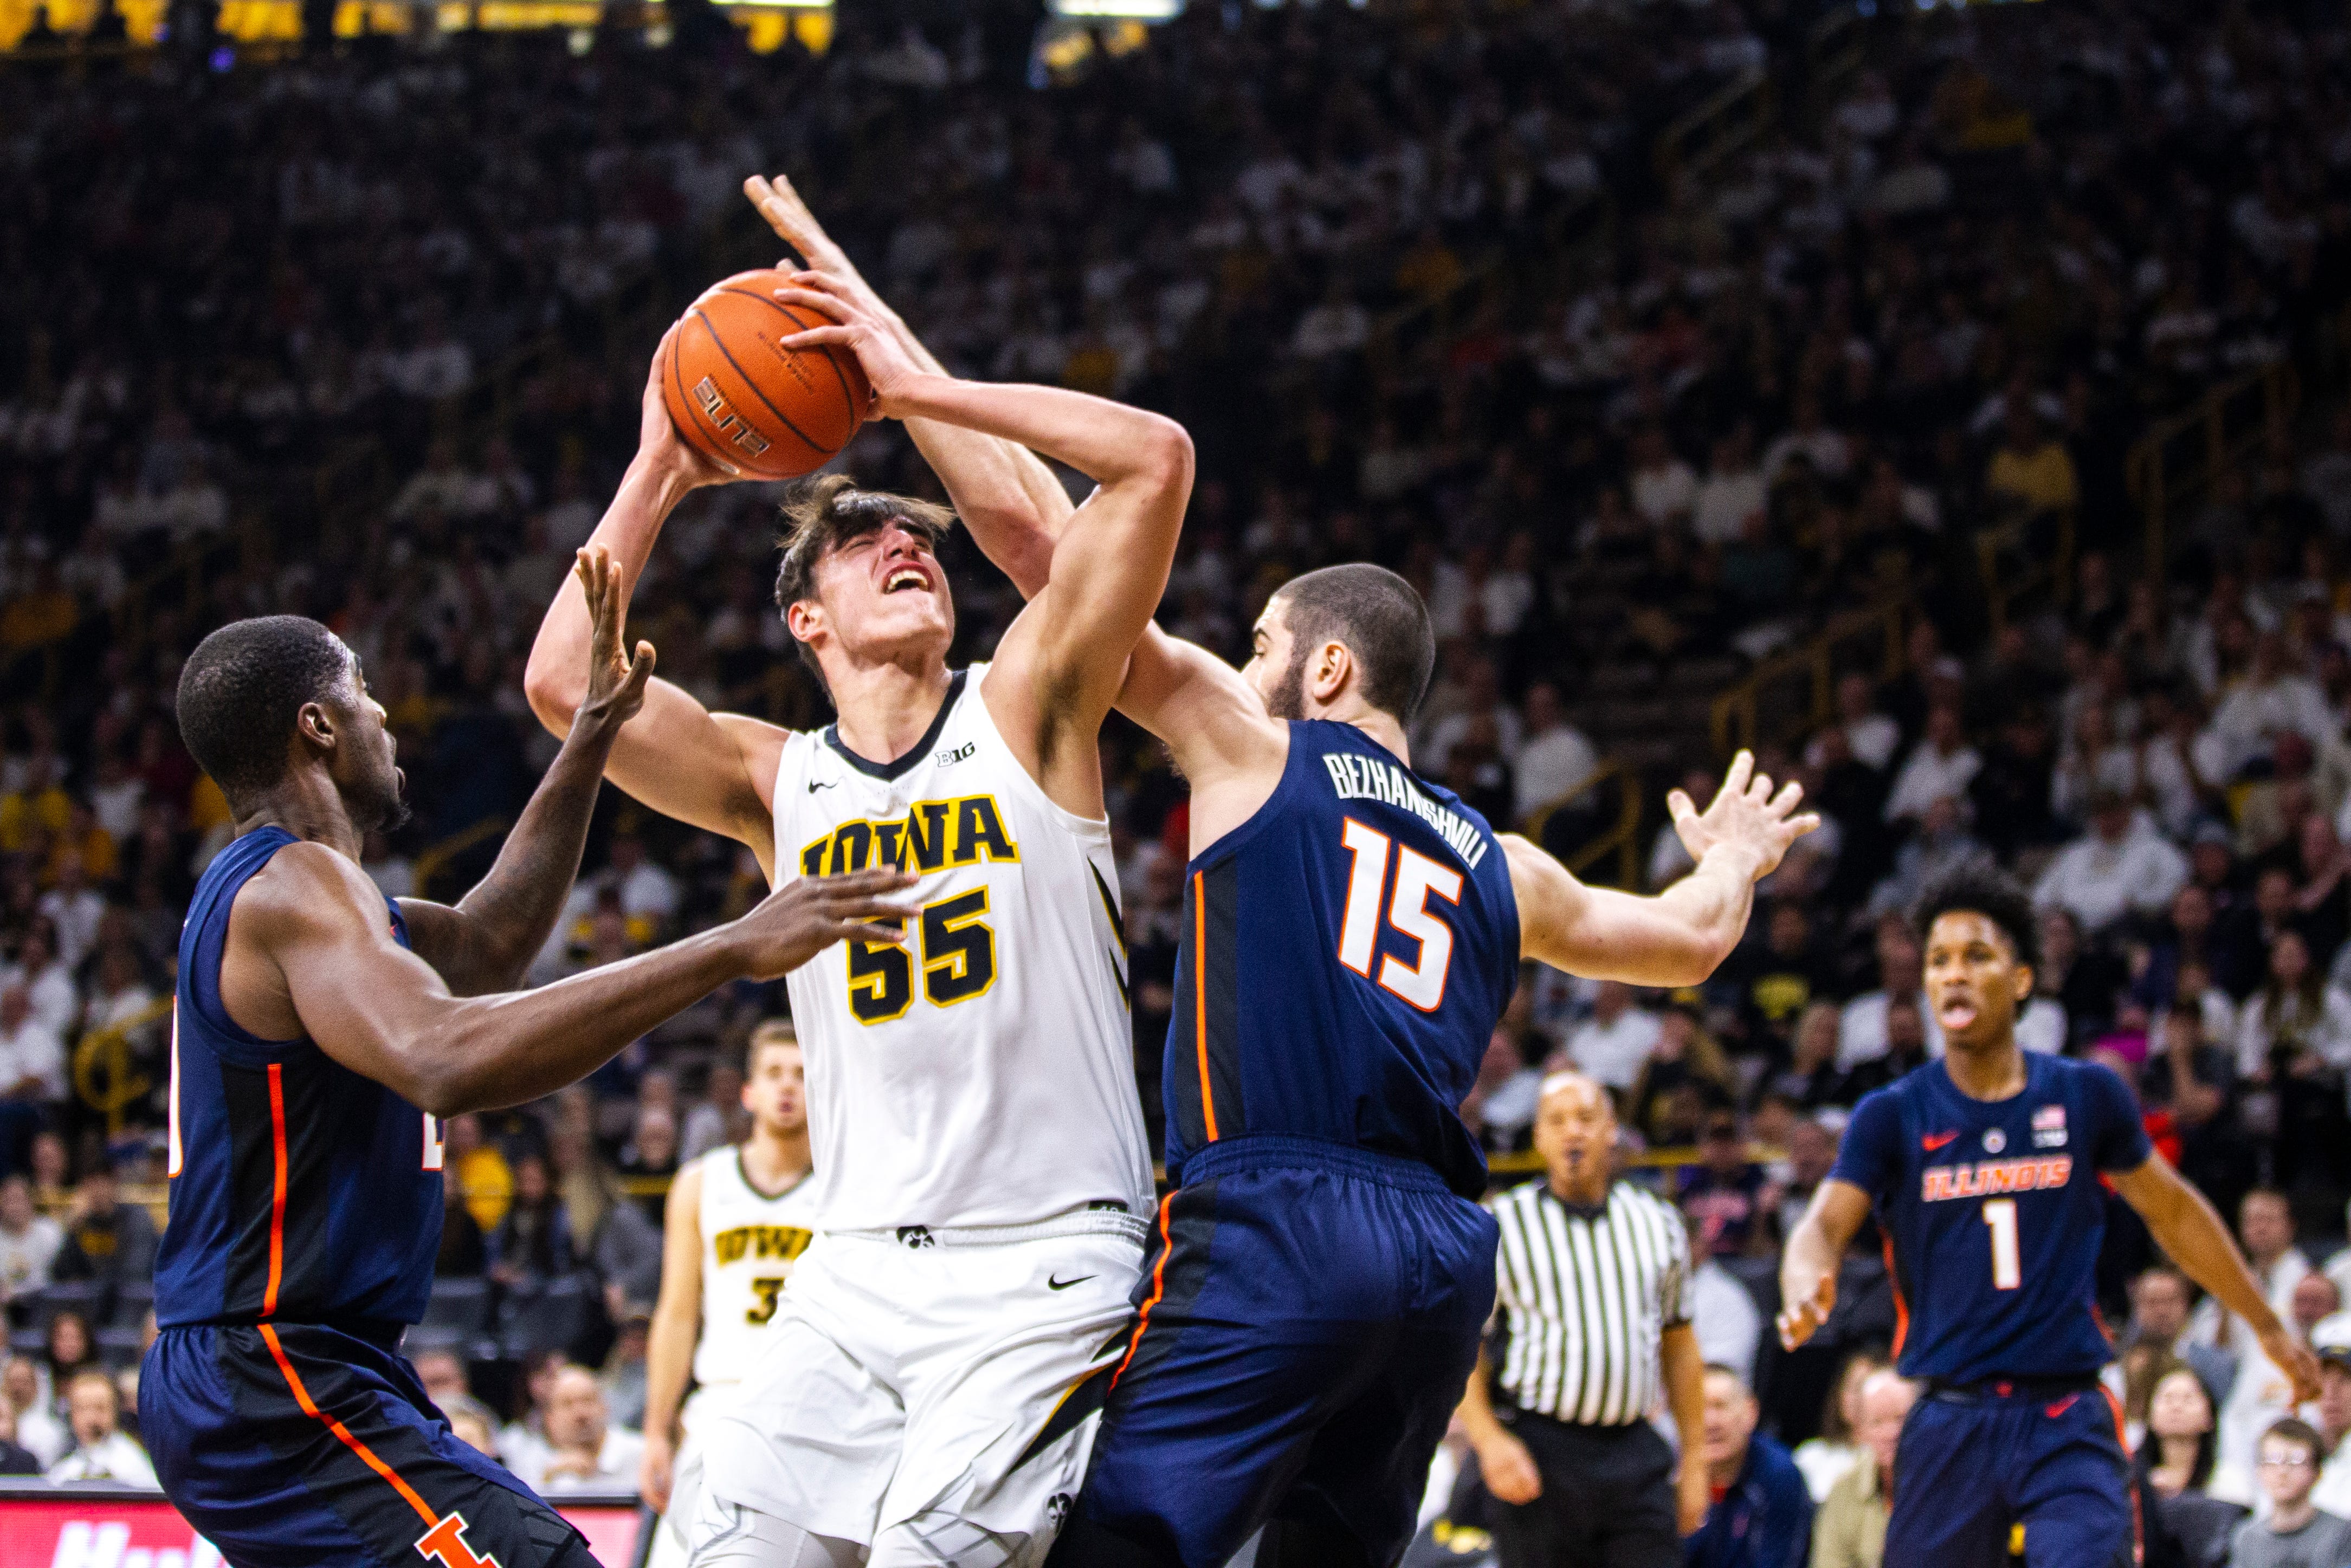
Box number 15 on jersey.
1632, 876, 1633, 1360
1336, 818, 1461, 1013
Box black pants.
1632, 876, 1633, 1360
1488, 1414, 1678, 1568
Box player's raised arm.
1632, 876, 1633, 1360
523, 340, 785, 876
237, 851, 913, 1117
742, 178, 1278, 794
401, 548, 654, 995
2110, 1151, 2323, 1404
770, 272, 1193, 811
640, 1158, 706, 1513
1507, 751, 1817, 987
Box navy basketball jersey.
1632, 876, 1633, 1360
156, 827, 445, 1329
1830, 1053, 2152, 1384
1164, 721, 1520, 1197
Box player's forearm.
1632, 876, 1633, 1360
642, 1305, 697, 1442
1661, 1324, 1707, 1461
1454, 1347, 1508, 1444
431, 717, 627, 994
2134, 1164, 2288, 1337
889, 372, 1191, 494
524, 459, 689, 731
409, 929, 751, 1115
1649, 845, 1766, 974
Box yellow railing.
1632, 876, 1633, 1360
1530, 757, 1646, 891
1656, 64, 1773, 187
2126, 359, 2300, 580
1710, 599, 1914, 759
71, 998, 174, 1140
1974, 504, 2076, 638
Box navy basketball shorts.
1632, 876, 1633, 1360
1054, 1136, 1499, 1568
1888, 1378, 2136, 1568
143, 1321, 597, 1568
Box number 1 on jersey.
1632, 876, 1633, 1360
1982, 1197, 2020, 1290
1337, 817, 1462, 1013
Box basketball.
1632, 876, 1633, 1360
662, 268, 873, 481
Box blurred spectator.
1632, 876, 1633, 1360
411, 1347, 469, 1412
497, 1350, 566, 1482
487, 1153, 575, 1288
445, 1114, 513, 1234
1624, 1005, 1735, 1151
0, 924, 73, 1044
681, 1061, 748, 1163
44, 1369, 155, 1486
1791, 1350, 1882, 1504
1882, 708, 1979, 827
2116, 1268, 2236, 1417
0, 1397, 39, 1476
437, 1165, 485, 1278
2134, 1363, 2250, 1554
0, 986, 60, 1172
2308, 1331, 2351, 1518
1687, 1364, 1812, 1568
529, 1364, 642, 1493
443, 1395, 501, 1461
1512, 683, 1598, 830
2190, 1191, 2308, 1354
51, 1163, 158, 1288
1680, 1111, 1775, 1260
2232, 1418, 2351, 1568
3, 1356, 64, 1468
2033, 795, 2190, 937
1807, 1370, 1916, 1568
1562, 981, 1661, 1094
0, 1174, 61, 1306
1685, 1219, 1762, 1390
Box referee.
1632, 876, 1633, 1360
1456, 1070, 1708, 1567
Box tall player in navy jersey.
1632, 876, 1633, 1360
1780, 869, 2320, 1567
754, 306, 1817, 1568
144, 550, 912, 1568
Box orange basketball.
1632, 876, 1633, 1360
661, 269, 873, 481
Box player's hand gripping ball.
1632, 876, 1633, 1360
661, 269, 875, 481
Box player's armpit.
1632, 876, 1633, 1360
1502, 836, 1733, 987
596, 684, 783, 878
1112, 626, 1287, 784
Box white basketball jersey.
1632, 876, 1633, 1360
770, 665, 1153, 1232
692, 1145, 821, 1391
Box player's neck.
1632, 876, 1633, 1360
233, 772, 364, 863
1942, 1036, 2028, 1102
1309, 700, 1411, 769
829, 658, 955, 766
741, 1125, 811, 1190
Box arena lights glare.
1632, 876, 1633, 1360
1049, 0, 1181, 17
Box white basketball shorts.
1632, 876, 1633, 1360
688, 1209, 1147, 1568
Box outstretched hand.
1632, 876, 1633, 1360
1776, 1269, 1837, 1351
572, 547, 656, 736
1668, 750, 1819, 882
772, 271, 927, 418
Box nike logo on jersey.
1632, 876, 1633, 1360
809, 779, 837, 792
2044, 1395, 2080, 1418
1921, 1131, 1960, 1151
1048, 1274, 1094, 1291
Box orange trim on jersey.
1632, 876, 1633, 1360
263, 1062, 288, 1318
1113, 1193, 1176, 1390
2103, 1385, 2145, 1563
1883, 1232, 1908, 1358
1192, 873, 1218, 1142
259, 1323, 436, 1525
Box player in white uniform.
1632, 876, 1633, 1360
523, 179, 1192, 1568
640, 1021, 821, 1568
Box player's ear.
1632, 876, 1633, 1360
1310, 640, 1352, 705
2011, 963, 2034, 1003
294, 701, 335, 755
785, 599, 822, 646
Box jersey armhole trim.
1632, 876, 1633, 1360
968, 661, 1117, 842
186, 833, 313, 1062
1184, 720, 1304, 871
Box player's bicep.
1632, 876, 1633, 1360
1017, 471, 1190, 722
599, 680, 780, 867
259, 852, 463, 1104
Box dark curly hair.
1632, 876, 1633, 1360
1913, 866, 2040, 970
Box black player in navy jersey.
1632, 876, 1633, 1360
1780, 868, 2320, 1568
143, 549, 912, 1568
776, 297, 1814, 1568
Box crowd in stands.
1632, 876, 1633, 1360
5, 0, 2351, 1549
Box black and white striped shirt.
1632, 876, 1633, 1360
1490, 1179, 1690, 1426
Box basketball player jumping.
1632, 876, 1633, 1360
522, 215, 1194, 1565
640, 1020, 819, 1568
751, 186, 1814, 1568
143, 552, 914, 1568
